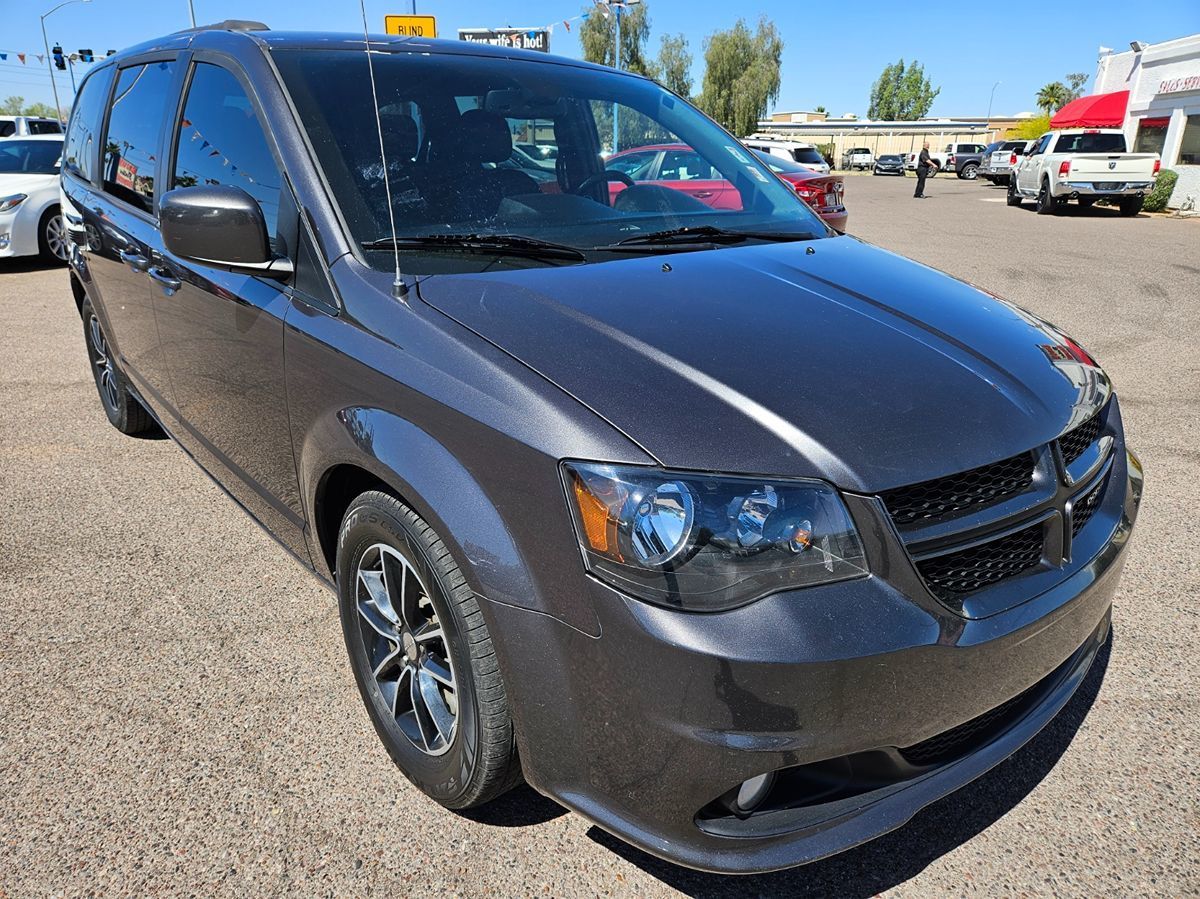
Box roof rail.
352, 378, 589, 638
176, 19, 270, 34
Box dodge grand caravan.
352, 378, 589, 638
61, 21, 1141, 874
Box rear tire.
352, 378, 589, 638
1007, 177, 1022, 207
80, 299, 155, 435
1035, 179, 1058, 215
336, 490, 522, 810
37, 206, 69, 265
960, 164, 979, 180
1119, 196, 1143, 217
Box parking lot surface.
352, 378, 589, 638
2, 175, 1197, 897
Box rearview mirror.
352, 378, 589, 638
160, 185, 293, 280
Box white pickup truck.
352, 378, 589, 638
1007, 129, 1160, 216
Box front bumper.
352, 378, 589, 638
486, 445, 1142, 873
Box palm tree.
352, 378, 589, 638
1036, 82, 1070, 115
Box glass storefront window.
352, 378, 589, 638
1179, 114, 1200, 165
1133, 117, 1169, 156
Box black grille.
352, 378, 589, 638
917, 522, 1044, 603
900, 680, 1038, 766
1071, 479, 1105, 538
1059, 411, 1103, 466
881, 452, 1035, 528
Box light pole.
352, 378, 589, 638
602, 0, 640, 152
40, 0, 91, 122
187, 0, 196, 27
986, 80, 1002, 121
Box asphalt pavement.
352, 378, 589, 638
1, 174, 1197, 897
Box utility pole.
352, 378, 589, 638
187, 0, 196, 27
40, 0, 93, 121
601, 0, 640, 153
986, 80, 1001, 121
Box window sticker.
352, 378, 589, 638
724, 144, 749, 163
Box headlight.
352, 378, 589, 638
0, 194, 28, 213
562, 462, 867, 611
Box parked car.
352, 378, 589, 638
0, 135, 68, 263
1008, 129, 1159, 216
742, 134, 830, 173
64, 23, 1140, 875
605, 143, 848, 231
980, 140, 1033, 185
751, 149, 847, 231
873, 153, 905, 175
0, 115, 63, 138
840, 147, 874, 170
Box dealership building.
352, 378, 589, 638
1091, 33, 1200, 209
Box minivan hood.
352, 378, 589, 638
418, 237, 1109, 493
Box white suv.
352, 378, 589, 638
0, 116, 63, 138
742, 135, 830, 173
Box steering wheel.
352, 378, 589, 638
574, 169, 636, 195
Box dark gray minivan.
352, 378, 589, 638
62, 21, 1141, 874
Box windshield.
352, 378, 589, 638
0, 139, 62, 175
273, 49, 827, 271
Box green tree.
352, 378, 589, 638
1036, 81, 1070, 114
579, 2, 652, 76
1012, 113, 1051, 139
22, 101, 58, 117
1065, 72, 1089, 101
1, 96, 24, 115
653, 33, 692, 98
814, 105, 827, 114
696, 17, 784, 137
867, 59, 939, 120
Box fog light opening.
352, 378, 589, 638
726, 771, 777, 817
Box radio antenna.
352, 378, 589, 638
358, 0, 405, 299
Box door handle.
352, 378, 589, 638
147, 266, 182, 295
693, 191, 714, 198
119, 248, 149, 271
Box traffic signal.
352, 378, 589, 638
78, 49, 94, 63
52, 45, 65, 70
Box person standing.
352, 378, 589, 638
914, 141, 935, 198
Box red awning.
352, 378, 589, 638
1050, 90, 1129, 129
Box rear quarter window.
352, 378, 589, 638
794, 148, 824, 164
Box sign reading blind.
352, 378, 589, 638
384, 15, 437, 37
457, 29, 550, 52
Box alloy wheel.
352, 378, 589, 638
88, 314, 120, 414
355, 543, 458, 756
45, 214, 69, 261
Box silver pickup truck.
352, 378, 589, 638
979, 140, 1032, 185
1008, 129, 1159, 216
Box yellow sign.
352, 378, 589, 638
384, 15, 437, 38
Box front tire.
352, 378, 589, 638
1007, 178, 1023, 207
960, 164, 977, 180
37, 206, 69, 265
336, 490, 521, 810
80, 299, 155, 434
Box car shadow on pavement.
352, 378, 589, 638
0, 259, 68, 274
585, 634, 1113, 897
458, 783, 569, 827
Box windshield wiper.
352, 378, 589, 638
362, 233, 586, 263
595, 224, 817, 251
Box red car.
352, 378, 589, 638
605, 143, 848, 232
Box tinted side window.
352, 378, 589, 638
103, 61, 177, 212
0, 121, 14, 137
659, 150, 718, 181
30, 120, 61, 134
172, 63, 282, 241
794, 148, 825, 164
64, 67, 113, 181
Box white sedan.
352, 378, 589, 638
0, 135, 68, 264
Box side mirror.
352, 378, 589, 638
160, 185, 292, 280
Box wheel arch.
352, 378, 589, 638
303, 406, 597, 634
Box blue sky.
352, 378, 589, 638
2, 0, 1195, 116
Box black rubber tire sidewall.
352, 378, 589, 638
80, 298, 152, 434
336, 493, 501, 809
